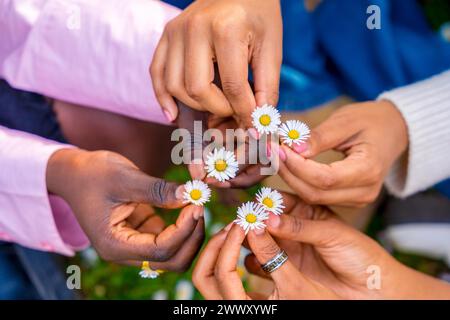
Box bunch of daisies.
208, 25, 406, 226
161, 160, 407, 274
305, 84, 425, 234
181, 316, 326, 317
252, 104, 310, 147
181, 105, 309, 234
234, 187, 284, 234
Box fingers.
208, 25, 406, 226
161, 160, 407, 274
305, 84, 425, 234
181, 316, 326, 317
110, 204, 202, 261
215, 33, 256, 129
265, 212, 340, 247
150, 35, 178, 122
124, 169, 185, 208
278, 160, 379, 206
164, 31, 205, 112
244, 254, 270, 279
281, 145, 377, 189
124, 217, 204, 272
184, 31, 233, 117
147, 216, 205, 272
246, 229, 298, 283
251, 36, 282, 107
192, 228, 229, 300
226, 164, 265, 188
176, 104, 209, 180
298, 113, 360, 158
215, 224, 248, 299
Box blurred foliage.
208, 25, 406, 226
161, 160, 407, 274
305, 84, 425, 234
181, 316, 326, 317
420, 0, 450, 30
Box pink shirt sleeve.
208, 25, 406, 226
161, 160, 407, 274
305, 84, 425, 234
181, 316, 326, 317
0, 0, 180, 124
0, 126, 89, 255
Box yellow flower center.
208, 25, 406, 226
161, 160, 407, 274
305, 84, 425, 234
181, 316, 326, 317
288, 129, 300, 140
245, 213, 257, 223
262, 197, 274, 208
259, 114, 271, 126
190, 189, 202, 200
214, 159, 228, 172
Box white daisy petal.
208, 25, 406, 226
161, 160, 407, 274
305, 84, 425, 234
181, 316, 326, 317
256, 187, 285, 215
278, 120, 310, 147
183, 180, 211, 206
234, 201, 269, 234
139, 262, 161, 279
251, 104, 281, 135
205, 147, 239, 182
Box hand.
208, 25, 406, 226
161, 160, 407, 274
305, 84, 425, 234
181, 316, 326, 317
277, 100, 409, 207
150, 0, 283, 128
46, 149, 204, 271
245, 193, 450, 299
192, 223, 338, 299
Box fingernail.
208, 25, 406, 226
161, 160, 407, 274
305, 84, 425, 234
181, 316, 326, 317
254, 227, 265, 236
175, 185, 185, 200
278, 148, 286, 162
193, 208, 204, 220
248, 128, 259, 140
224, 222, 234, 231
293, 142, 308, 154
267, 214, 281, 228
266, 143, 271, 158
163, 109, 174, 122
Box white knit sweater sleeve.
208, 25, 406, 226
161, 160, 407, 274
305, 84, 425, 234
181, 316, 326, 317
378, 70, 450, 198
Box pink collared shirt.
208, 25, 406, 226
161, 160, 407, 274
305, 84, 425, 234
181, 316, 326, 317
0, 0, 179, 255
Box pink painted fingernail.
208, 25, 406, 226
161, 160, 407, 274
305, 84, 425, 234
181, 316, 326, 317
175, 185, 185, 200
193, 207, 204, 220
266, 143, 272, 158
253, 227, 265, 236
293, 142, 308, 154
267, 214, 281, 228
163, 109, 174, 122
224, 222, 233, 231
278, 148, 286, 162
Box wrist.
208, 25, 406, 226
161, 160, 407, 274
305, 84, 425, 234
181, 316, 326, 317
46, 148, 87, 197
376, 99, 409, 157
376, 256, 450, 299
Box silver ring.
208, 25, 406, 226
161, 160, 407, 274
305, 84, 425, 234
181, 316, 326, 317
261, 250, 288, 273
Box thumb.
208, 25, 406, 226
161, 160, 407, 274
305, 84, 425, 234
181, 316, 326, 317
246, 228, 299, 283
266, 213, 339, 247
121, 168, 184, 209
299, 114, 358, 158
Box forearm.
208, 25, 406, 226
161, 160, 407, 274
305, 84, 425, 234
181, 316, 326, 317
383, 259, 450, 299
1, 0, 180, 124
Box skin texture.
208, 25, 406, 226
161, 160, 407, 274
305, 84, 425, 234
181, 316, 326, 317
150, 0, 283, 128
277, 100, 409, 207
193, 193, 450, 299
46, 148, 205, 271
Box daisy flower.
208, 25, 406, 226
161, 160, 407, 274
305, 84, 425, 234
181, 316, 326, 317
256, 187, 285, 215
205, 147, 239, 182
234, 201, 269, 235
139, 261, 164, 279
251, 104, 281, 135
183, 180, 211, 206
278, 120, 310, 147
